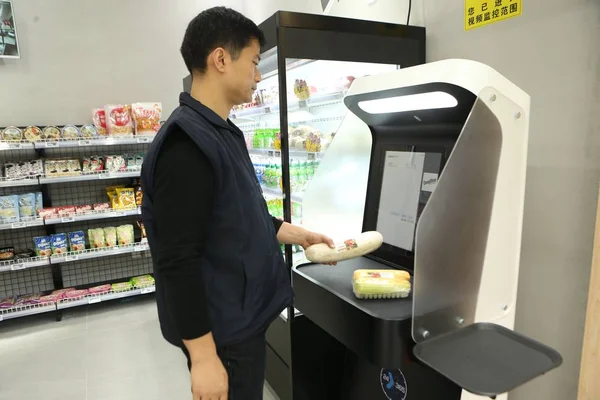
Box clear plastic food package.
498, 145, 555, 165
352, 269, 412, 300
131, 102, 162, 136
104, 104, 134, 136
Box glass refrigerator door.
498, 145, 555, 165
230, 57, 397, 265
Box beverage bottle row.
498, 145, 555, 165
251, 156, 320, 192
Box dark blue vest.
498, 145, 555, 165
141, 92, 293, 347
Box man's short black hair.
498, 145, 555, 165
180, 7, 266, 75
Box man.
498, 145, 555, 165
140, 6, 334, 400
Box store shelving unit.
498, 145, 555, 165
0, 130, 155, 322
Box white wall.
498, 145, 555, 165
248, 1, 599, 399
0, 0, 244, 127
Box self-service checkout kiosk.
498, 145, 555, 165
290, 59, 562, 400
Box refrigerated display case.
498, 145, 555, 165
251, 12, 426, 400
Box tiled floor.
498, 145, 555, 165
0, 296, 278, 400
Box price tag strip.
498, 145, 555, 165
141, 287, 155, 294
65, 255, 79, 262
45, 142, 59, 148
88, 297, 102, 304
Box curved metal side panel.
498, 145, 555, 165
412, 92, 504, 343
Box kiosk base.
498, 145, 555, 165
288, 315, 462, 400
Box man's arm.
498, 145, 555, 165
153, 128, 216, 357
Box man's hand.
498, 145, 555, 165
298, 230, 334, 250
190, 354, 228, 400
275, 222, 337, 265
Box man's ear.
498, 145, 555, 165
209, 48, 227, 73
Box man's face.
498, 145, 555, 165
225, 38, 262, 106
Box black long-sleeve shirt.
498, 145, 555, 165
152, 128, 283, 341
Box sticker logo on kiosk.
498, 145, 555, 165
380, 368, 407, 400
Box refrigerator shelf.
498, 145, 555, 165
230, 91, 345, 120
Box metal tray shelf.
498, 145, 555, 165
0, 256, 51, 273
0, 301, 57, 321
44, 207, 141, 225
56, 285, 155, 310
50, 243, 149, 264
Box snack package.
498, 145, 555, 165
64, 289, 88, 299
111, 282, 132, 292
130, 275, 154, 288
42, 126, 61, 140
115, 188, 136, 209
28, 160, 44, 177
40, 294, 60, 303
88, 228, 106, 248
76, 204, 92, 214
50, 288, 75, 300
0, 246, 15, 260
88, 284, 111, 295
18, 193, 36, 218
117, 224, 134, 245
93, 203, 111, 211
35, 192, 43, 214
14, 249, 35, 260
68, 231, 86, 252
33, 236, 52, 257
0, 195, 19, 223
2, 126, 23, 141
38, 208, 57, 219
51, 233, 68, 255
45, 159, 81, 177
61, 125, 80, 139
131, 102, 162, 136
0, 296, 16, 309
92, 108, 108, 136
80, 124, 98, 139
82, 156, 105, 174
351, 269, 412, 300
135, 184, 143, 206
103, 227, 117, 247
57, 206, 76, 216
15, 294, 41, 306
105, 155, 127, 172
104, 104, 134, 136
23, 126, 43, 142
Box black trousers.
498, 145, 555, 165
182, 332, 267, 400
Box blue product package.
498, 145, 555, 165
18, 193, 36, 218
0, 195, 19, 224
33, 236, 52, 257
35, 192, 43, 214
68, 231, 86, 252
50, 233, 68, 255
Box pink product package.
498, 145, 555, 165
51, 288, 76, 299
88, 284, 110, 295
64, 289, 89, 299
39, 294, 60, 303
0, 296, 16, 309
15, 294, 41, 306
